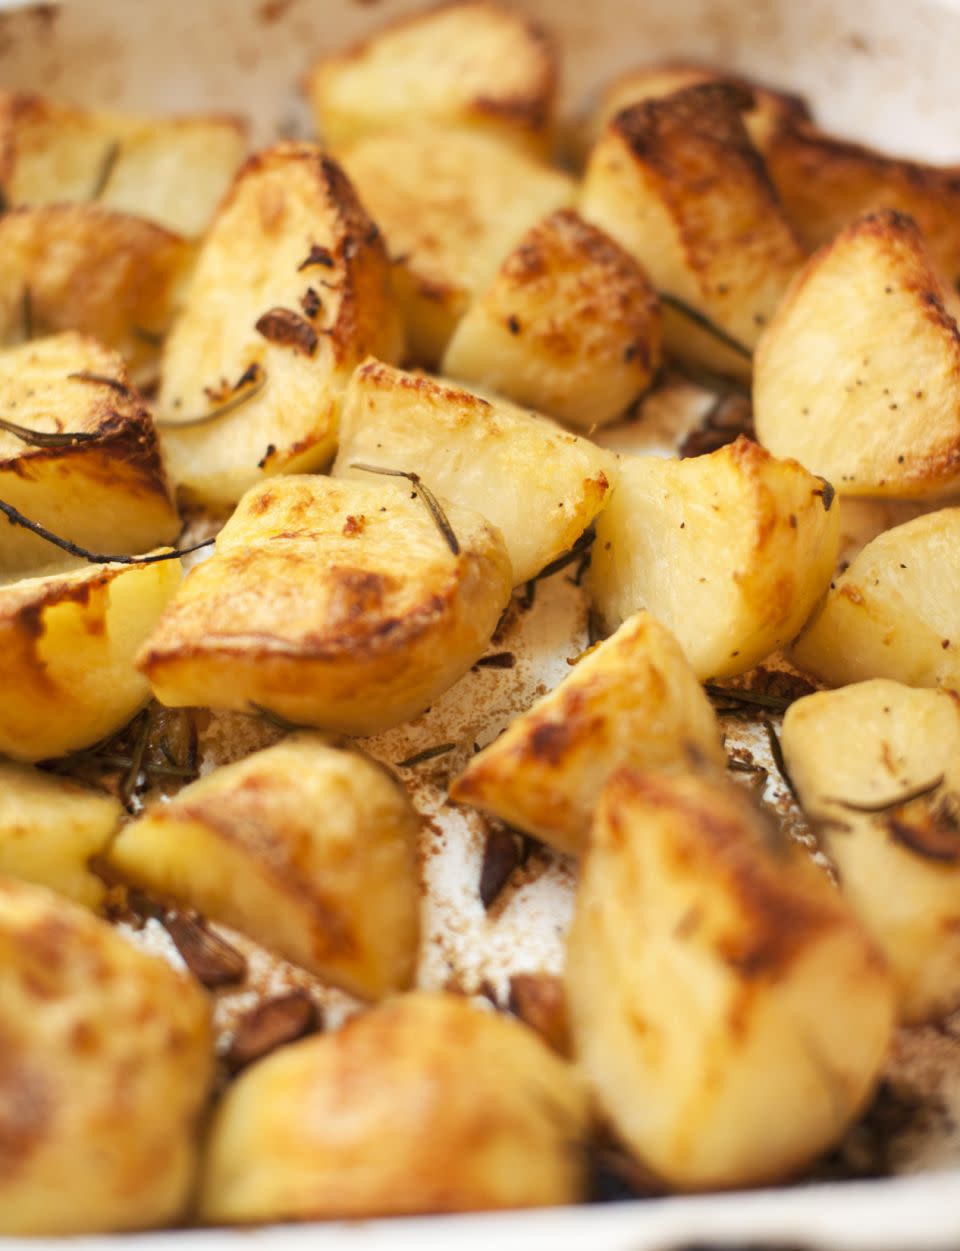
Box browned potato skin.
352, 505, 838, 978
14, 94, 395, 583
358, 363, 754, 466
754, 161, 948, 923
0, 877, 213, 1235
442, 208, 661, 428
199, 992, 590, 1223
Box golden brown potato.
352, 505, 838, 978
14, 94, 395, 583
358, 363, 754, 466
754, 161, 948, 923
305, 0, 557, 156
566, 767, 894, 1190
157, 143, 402, 510
138, 475, 512, 735
791, 508, 960, 690
783, 680, 960, 1023
754, 210, 960, 498
0, 89, 247, 237
0, 761, 121, 909
580, 83, 804, 379
0, 876, 212, 1235
200, 991, 589, 1223
109, 734, 420, 999
442, 208, 661, 428
451, 612, 724, 855
337, 128, 574, 364
589, 436, 840, 679
333, 358, 613, 584
0, 204, 193, 385
0, 555, 182, 762
0, 333, 179, 573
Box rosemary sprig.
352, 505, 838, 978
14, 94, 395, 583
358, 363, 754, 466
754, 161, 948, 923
659, 292, 752, 361
827, 775, 945, 815
763, 717, 799, 804
249, 702, 308, 733
0, 416, 98, 448
350, 463, 460, 556
90, 141, 120, 200
120, 708, 151, 808
531, 527, 595, 583
156, 364, 266, 429
705, 683, 794, 713
396, 742, 457, 768
67, 370, 132, 396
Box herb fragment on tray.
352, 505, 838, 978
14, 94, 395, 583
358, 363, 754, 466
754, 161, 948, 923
827, 775, 944, 814
225, 991, 320, 1073
479, 823, 533, 909
350, 462, 460, 556
0, 415, 99, 448
89, 140, 120, 200
658, 291, 752, 360
163, 911, 248, 988
508, 972, 570, 1056
396, 742, 457, 768
0, 498, 214, 564
679, 391, 754, 458
473, 650, 516, 670
704, 683, 795, 713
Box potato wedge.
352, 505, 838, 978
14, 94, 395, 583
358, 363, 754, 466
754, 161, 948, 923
442, 208, 661, 429
566, 766, 894, 1190
157, 144, 402, 510
138, 475, 511, 735
0, 555, 182, 762
580, 83, 804, 379
0, 761, 121, 909
451, 612, 724, 855
337, 128, 574, 364
305, 0, 556, 156
782, 680, 960, 1023
0, 90, 246, 237
109, 734, 420, 999
589, 436, 839, 679
0, 877, 212, 1235
200, 991, 589, 1222
333, 359, 613, 584
0, 204, 192, 385
791, 508, 960, 690
754, 210, 960, 498
0, 333, 179, 574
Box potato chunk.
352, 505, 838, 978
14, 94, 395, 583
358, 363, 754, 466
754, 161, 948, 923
783, 681, 960, 1023
792, 508, 960, 690
305, 1, 556, 156
0, 762, 121, 909
755, 211, 960, 498
0, 877, 212, 1235
451, 612, 724, 855
580, 83, 803, 379
337, 128, 574, 364
139, 475, 511, 735
0, 555, 182, 762
157, 144, 402, 510
109, 735, 420, 998
567, 767, 894, 1190
0, 90, 246, 237
442, 208, 660, 429
0, 333, 179, 573
200, 992, 589, 1222
589, 437, 839, 679
334, 359, 613, 584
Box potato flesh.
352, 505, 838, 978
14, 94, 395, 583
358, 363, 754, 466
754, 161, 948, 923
566, 767, 894, 1189
199, 992, 589, 1223
334, 358, 613, 584
0, 761, 121, 909
442, 208, 661, 428
138, 475, 512, 734
589, 436, 840, 679
452, 611, 724, 855
0, 556, 182, 762
109, 734, 421, 998
754, 210, 960, 498
782, 680, 960, 1023
0, 877, 212, 1235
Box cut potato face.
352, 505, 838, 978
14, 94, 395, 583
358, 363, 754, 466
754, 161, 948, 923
0, 761, 121, 909
157, 143, 402, 510
337, 128, 575, 364
589, 436, 840, 680
0, 89, 247, 237
305, 0, 556, 156
754, 210, 960, 498
442, 208, 661, 429
0, 877, 212, 1235
0, 555, 182, 762
0, 333, 179, 574
0, 204, 193, 385
567, 767, 894, 1190
782, 680, 960, 1024
452, 611, 724, 855
200, 991, 589, 1223
109, 734, 421, 999
792, 507, 960, 691
138, 475, 512, 735
334, 359, 613, 585
580, 83, 804, 378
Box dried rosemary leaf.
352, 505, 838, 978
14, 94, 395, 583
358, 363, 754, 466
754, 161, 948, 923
163, 911, 248, 988
350, 462, 460, 556
0, 416, 98, 448
396, 742, 457, 768
156, 363, 266, 429
829, 775, 945, 815
90, 140, 120, 200
225, 991, 319, 1072
659, 292, 752, 360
